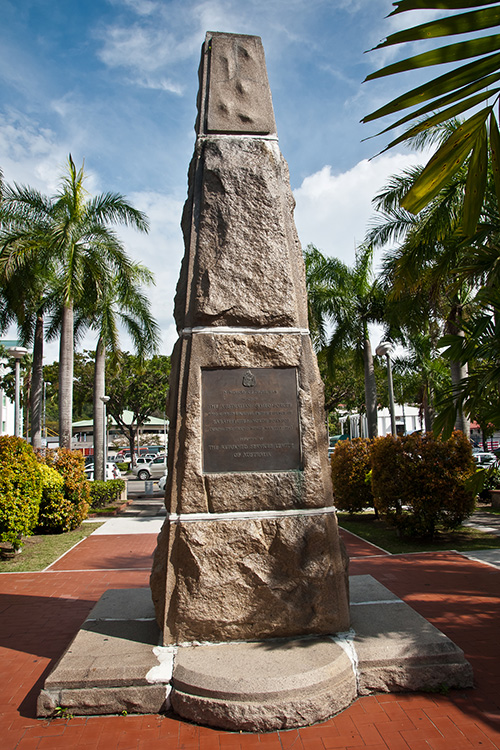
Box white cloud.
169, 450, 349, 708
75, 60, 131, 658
293, 151, 424, 270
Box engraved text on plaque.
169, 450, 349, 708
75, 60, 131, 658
202, 368, 301, 473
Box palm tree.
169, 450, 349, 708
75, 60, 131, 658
366, 147, 477, 437
363, 0, 500, 234
53, 157, 149, 449
1, 157, 149, 448
76, 264, 160, 481
305, 243, 385, 438
0, 178, 59, 448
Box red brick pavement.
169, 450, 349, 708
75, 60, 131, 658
0, 527, 498, 750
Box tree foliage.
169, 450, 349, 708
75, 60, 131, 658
363, 0, 500, 234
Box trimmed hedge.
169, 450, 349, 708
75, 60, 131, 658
332, 431, 476, 540
89, 479, 126, 508
371, 431, 476, 540
0, 436, 43, 549
331, 438, 374, 513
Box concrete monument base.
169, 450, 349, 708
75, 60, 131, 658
37, 576, 473, 729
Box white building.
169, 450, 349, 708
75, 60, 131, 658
0, 339, 24, 437
339, 405, 422, 440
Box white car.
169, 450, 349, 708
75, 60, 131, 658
85, 462, 122, 481
473, 452, 498, 467
158, 473, 167, 491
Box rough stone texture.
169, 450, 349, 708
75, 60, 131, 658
150, 32, 349, 646
171, 638, 356, 732
175, 139, 307, 330
203, 33, 277, 135
351, 601, 474, 694
159, 515, 350, 644
38, 685, 167, 718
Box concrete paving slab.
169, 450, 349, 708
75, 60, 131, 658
37, 576, 473, 729
460, 548, 500, 569
87, 587, 156, 621
90, 516, 165, 535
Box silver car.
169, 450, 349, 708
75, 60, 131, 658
132, 454, 167, 480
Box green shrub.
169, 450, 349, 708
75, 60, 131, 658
371, 435, 406, 516
0, 437, 43, 549
115, 462, 129, 473
371, 431, 476, 540
36, 464, 76, 534
44, 449, 90, 530
331, 438, 373, 513
89, 479, 126, 508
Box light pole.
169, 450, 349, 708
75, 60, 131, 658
43, 381, 51, 444
100, 396, 110, 480
7, 346, 28, 438
376, 341, 397, 438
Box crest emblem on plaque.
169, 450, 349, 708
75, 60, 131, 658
242, 370, 256, 388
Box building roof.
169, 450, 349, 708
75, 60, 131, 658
73, 410, 167, 429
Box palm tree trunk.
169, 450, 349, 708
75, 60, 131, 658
93, 337, 106, 481
30, 313, 44, 450
447, 304, 470, 439
363, 335, 378, 439
59, 301, 74, 449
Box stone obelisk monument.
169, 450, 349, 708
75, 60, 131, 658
150, 31, 350, 645
36, 31, 474, 730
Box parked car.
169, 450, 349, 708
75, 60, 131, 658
158, 473, 167, 491
473, 452, 498, 467
132, 454, 167, 480
85, 462, 122, 481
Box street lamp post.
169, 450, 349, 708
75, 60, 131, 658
376, 341, 397, 438
100, 396, 110, 481
7, 347, 28, 438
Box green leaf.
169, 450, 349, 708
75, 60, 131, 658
489, 111, 500, 208
401, 109, 490, 214
390, 1, 498, 15
374, 8, 500, 48
379, 89, 499, 153
368, 36, 500, 80
464, 468, 488, 497
364, 71, 500, 138
362, 52, 500, 122
462, 124, 488, 235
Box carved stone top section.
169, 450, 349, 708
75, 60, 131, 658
197, 32, 277, 135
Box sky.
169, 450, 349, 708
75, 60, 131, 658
0, 0, 439, 363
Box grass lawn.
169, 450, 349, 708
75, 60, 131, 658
337, 512, 500, 554
0, 522, 103, 572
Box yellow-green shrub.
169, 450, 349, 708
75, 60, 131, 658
331, 438, 373, 513
0, 437, 42, 549
36, 464, 76, 533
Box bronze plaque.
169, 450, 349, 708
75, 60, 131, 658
202, 368, 301, 473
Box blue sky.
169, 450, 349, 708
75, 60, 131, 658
0, 0, 433, 359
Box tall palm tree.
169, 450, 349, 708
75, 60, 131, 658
366, 148, 476, 437
305, 244, 385, 438
52, 157, 149, 449
76, 263, 160, 480
1, 157, 149, 448
0, 178, 58, 448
